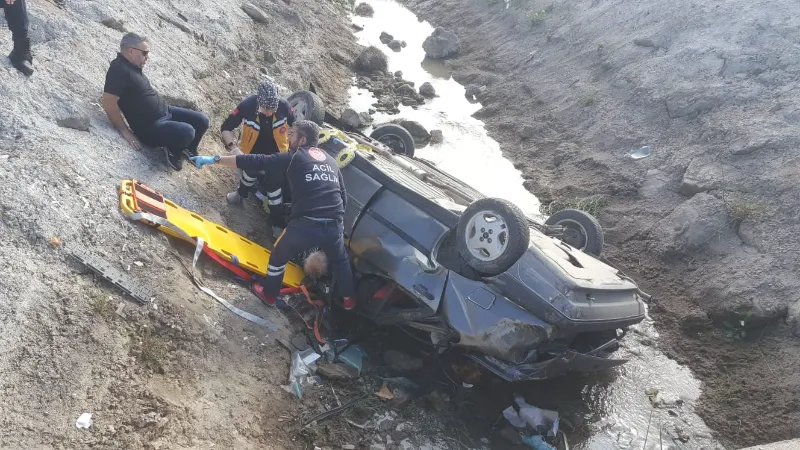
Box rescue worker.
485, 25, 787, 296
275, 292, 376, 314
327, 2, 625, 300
190, 120, 356, 311
219, 77, 295, 238
3, 0, 33, 76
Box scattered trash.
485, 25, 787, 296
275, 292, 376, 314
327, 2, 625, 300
375, 382, 395, 401
521, 435, 556, 450
324, 341, 365, 375
501, 395, 569, 450
48, 236, 62, 248
133, 261, 144, 267
285, 348, 321, 399
75, 412, 93, 429
628, 145, 652, 160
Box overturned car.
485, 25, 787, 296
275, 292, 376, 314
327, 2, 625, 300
286, 90, 649, 381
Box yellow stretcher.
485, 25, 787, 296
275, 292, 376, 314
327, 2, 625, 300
118, 179, 304, 287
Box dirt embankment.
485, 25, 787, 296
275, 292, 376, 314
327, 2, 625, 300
403, 0, 800, 446
0, 0, 365, 448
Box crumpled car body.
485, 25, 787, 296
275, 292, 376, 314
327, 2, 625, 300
316, 124, 647, 381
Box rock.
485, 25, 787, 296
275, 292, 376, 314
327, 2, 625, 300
652, 193, 731, 255
666, 89, 724, 118
679, 159, 724, 195
430, 129, 443, 144
395, 84, 416, 97
384, 349, 423, 372
354, 2, 374, 17
156, 13, 192, 34
341, 108, 363, 129
400, 41, 407, 48
101, 18, 126, 33
163, 95, 199, 111
380, 32, 394, 44
419, 82, 436, 97
399, 439, 414, 450
241, 3, 269, 23
465, 84, 485, 99
422, 27, 460, 59
263, 50, 277, 64
342, 445, 356, 450
192, 69, 211, 80
394, 70, 403, 77
387, 40, 403, 51
56, 116, 90, 132
355, 46, 388, 73
369, 445, 386, 450
351, 23, 364, 32
519, 125, 536, 140
401, 97, 418, 106
317, 362, 359, 381
639, 169, 671, 199
389, 120, 430, 147
788, 300, 800, 337
632, 38, 657, 48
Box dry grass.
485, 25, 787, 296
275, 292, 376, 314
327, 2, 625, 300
543, 195, 610, 217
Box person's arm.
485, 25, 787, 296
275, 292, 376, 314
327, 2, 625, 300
285, 101, 296, 127
102, 67, 140, 149
191, 152, 292, 175
220, 97, 252, 155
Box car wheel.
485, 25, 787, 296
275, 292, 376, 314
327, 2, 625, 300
287, 90, 325, 126
544, 209, 604, 257
456, 198, 530, 277
370, 123, 416, 157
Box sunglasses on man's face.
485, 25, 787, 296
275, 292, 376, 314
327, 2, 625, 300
131, 47, 150, 57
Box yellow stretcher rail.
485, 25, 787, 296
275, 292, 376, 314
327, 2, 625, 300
118, 179, 304, 287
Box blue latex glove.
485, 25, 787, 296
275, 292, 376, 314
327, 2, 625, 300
190, 155, 217, 169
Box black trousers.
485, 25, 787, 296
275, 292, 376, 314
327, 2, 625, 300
238, 163, 291, 228
261, 217, 355, 300
2, 0, 29, 42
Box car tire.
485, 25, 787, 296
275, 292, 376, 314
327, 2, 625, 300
370, 123, 416, 157
456, 198, 530, 277
544, 209, 604, 257
287, 90, 325, 125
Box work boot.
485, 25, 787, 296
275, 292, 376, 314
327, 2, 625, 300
164, 148, 183, 171
226, 190, 243, 205
9, 37, 34, 77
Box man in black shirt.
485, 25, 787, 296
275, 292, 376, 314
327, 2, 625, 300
102, 32, 209, 171
219, 78, 295, 237
190, 120, 356, 311
3, 0, 33, 76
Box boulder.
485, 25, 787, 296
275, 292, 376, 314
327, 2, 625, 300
101, 18, 126, 33
422, 27, 460, 59
355, 46, 388, 73
354, 2, 374, 17
394, 70, 403, 78
263, 50, 277, 64
679, 158, 726, 196
639, 169, 671, 199
241, 3, 268, 23
390, 119, 430, 147
379, 31, 394, 44
651, 193, 731, 255
387, 40, 403, 51
419, 82, 436, 97
56, 116, 90, 132
341, 108, 372, 129
395, 84, 416, 97
430, 129, 443, 144
465, 84, 486, 100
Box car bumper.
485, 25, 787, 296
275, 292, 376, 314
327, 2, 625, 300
466, 339, 626, 382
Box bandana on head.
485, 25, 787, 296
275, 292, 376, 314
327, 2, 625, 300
257, 77, 279, 111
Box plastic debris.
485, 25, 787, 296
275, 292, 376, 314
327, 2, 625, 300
629, 145, 652, 160
375, 382, 395, 400
324, 341, 365, 375
520, 435, 556, 450
75, 413, 93, 429
515, 395, 559, 431
285, 348, 320, 399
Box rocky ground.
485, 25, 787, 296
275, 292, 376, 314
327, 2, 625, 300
402, 0, 800, 446
0, 0, 474, 449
